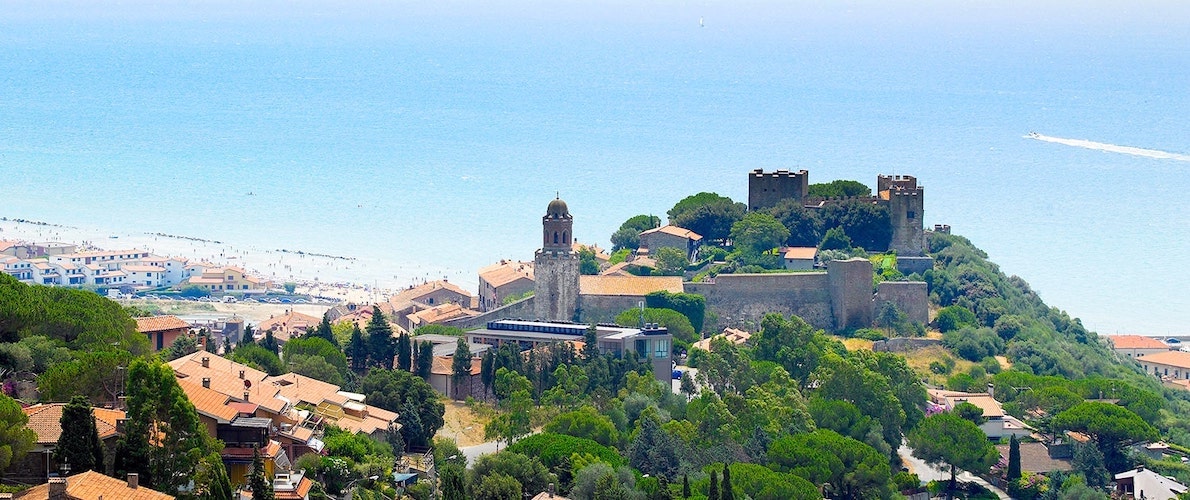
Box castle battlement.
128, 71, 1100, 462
889, 189, 923, 197
751, 168, 808, 178
749, 168, 810, 210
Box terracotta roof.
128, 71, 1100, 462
782, 247, 818, 260
16, 470, 175, 500
1108, 335, 1171, 350
692, 328, 752, 351
995, 442, 1071, 473
176, 378, 240, 423
1138, 350, 1190, 370
168, 352, 286, 414
23, 404, 121, 445
927, 390, 1005, 418
409, 303, 479, 326
135, 315, 191, 333
0, 241, 17, 252
430, 356, 482, 376
479, 261, 535, 288
257, 311, 321, 339
640, 225, 702, 241
579, 275, 683, 296
389, 280, 472, 304
598, 262, 634, 277
275, 476, 315, 500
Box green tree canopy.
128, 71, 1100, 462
507, 432, 625, 470
1052, 401, 1159, 472
366, 307, 395, 370
730, 212, 789, 264
766, 199, 825, 248
667, 192, 746, 243
615, 307, 696, 344
470, 451, 556, 498
0, 274, 151, 353
808, 180, 871, 199
768, 428, 893, 498
819, 227, 852, 251
116, 359, 215, 492
0, 392, 36, 471
229, 344, 285, 376
645, 291, 707, 334
907, 412, 999, 495
358, 368, 444, 448
820, 200, 891, 252
653, 247, 689, 276
544, 407, 620, 448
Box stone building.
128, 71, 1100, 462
534, 197, 580, 322
748, 168, 808, 210
638, 225, 703, 261
477, 260, 534, 312
878, 175, 926, 256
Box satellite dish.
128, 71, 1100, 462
244, 379, 252, 388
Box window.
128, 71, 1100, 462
907, 211, 916, 219
654, 339, 669, 359
553, 232, 559, 244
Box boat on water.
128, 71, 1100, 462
1027, 131, 1040, 139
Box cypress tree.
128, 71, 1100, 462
366, 307, 395, 369
249, 445, 274, 500
708, 470, 719, 500
451, 339, 473, 400
683, 474, 691, 498
721, 464, 734, 500
348, 324, 368, 372
397, 333, 412, 371
417, 340, 434, 379
1007, 434, 1022, 480
55, 395, 103, 472
582, 324, 600, 362
312, 314, 339, 348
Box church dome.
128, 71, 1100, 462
546, 197, 569, 217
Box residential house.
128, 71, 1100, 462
11, 404, 124, 484
994, 442, 1071, 474
1108, 335, 1173, 359
1, 256, 34, 283
257, 311, 321, 345
927, 389, 1032, 440
1137, 351, 1190, 381
137, 256, 191, 286
184, 266, 264, 293
467, 320, 673, 382
135, 315, 192, 351
428, 356, 483, 399
169, 352, 399, 447
15, 471, 173, 500
49, 249, 150, 271
477, 260, 534, 311
175, 378, 290, 485
638, 225, 702, 261
407, 303, 480, 330
781, 247, 818, 270
692, 328, 752, 352
30, 261, 60, 285
388, 280, 473, 309
122, 265, 166, 288
1113, 466, 1188, 500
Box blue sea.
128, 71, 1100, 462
2, 1, 1188, 334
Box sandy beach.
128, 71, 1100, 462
0, 217, 397, 304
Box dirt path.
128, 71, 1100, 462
435, 400, 491, 448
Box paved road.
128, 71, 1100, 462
898, 443, 1011, 500
460, 439, 502, 466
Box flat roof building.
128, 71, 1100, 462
467, 319, 673, 382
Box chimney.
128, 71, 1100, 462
987, 383, 995, 398
201, 356, 210, 368
239, 370, 245, 379
548, 483, 556, 497
49, 477, 67, 499
244, 392, 250, 402
202, 377, 211, 389
127, 472, 139, 489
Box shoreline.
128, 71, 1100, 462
0, 217, 403, 304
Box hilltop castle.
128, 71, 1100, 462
748, 169, 926, 257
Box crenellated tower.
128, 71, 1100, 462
534, 197, 580, 321
748, 168, 809, 211
878, 175, 925, 256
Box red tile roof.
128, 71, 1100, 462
1138, 350, 1190, 370
1108, 335, 1171, 350
22, 404, 122, 445
135, 315, 191, 333
16, 470, 174, 499
640, 225, 703, 241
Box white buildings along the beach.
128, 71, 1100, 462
0, 240, 265, 293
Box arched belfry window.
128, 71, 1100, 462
554, 232, 559, 244
563, 232, 568, 244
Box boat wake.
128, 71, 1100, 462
1025, 132, 1190, 162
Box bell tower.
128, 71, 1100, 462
534, 197, 580, 321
